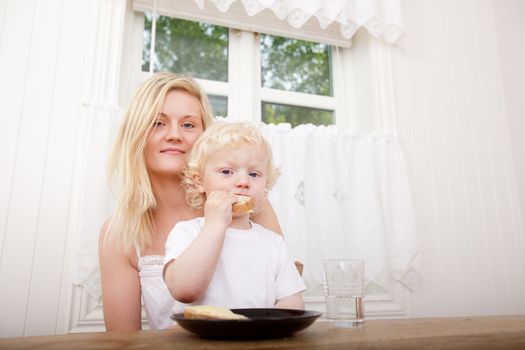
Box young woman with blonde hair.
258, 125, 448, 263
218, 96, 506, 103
99, 72, 282, 331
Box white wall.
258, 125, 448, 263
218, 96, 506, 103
391, 0, 525, 316
1, 0, 524, 338
493, 0, 525, 227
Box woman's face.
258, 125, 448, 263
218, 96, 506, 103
144, 90, 204, 178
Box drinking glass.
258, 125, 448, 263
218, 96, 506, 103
323, 259, 365, 328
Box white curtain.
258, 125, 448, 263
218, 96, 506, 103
260, 123, 421, 293
194, 0, 405, 44
73, 115, 421, 299
73, 103, 121, 299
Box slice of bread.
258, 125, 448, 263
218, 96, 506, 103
183, 305, 248, 320
232, 195, 254, 214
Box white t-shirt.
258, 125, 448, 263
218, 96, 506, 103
164, 217, 306, 314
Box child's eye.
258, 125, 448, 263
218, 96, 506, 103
249, 171, 261, 178
220, 169, 233, 175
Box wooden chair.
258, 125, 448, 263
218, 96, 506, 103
294, 261, 304, 276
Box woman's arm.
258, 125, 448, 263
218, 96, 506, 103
251, 198, 283, 235
99, 219, 142, 331
275, 293, 304, 309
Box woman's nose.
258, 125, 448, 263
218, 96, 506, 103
165, 124, 181, 142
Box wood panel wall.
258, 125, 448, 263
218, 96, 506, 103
0, 0, 102, 337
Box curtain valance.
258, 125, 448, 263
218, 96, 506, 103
133, 0, 405, 47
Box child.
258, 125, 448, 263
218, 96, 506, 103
163, 121, 305, 312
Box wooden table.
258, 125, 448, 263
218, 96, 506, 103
1, 316, 525, 349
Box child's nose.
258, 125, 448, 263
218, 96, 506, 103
235, 174, 249, 188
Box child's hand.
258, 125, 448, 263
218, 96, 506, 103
202, 191, 237, 231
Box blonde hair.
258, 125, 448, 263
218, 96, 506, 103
107, 72, 214, 251
183, 121, 280, 209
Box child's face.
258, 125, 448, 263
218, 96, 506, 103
200, 143, 268, 212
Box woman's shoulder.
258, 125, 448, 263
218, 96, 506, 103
98, 216, 138, 268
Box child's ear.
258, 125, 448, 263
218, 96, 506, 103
194, 174, 205, 193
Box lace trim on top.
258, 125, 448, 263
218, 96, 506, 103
138, 255, 164, 273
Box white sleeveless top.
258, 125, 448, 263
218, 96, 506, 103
137, 253, 177, 329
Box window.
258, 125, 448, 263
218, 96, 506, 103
132, 13, 344, 127
260, 34, 334, 126
142, 14, 229, 82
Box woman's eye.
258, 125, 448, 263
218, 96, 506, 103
153, 120, 165, 128
220, 169, 233, 175
181, 122, 195, 129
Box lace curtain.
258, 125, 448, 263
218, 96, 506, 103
194, 0, 405, 44
260, 124, 421, 294
73, 110, 421, 299
73, 103, 121, 299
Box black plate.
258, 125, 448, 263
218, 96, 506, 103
171, 308, 322, 339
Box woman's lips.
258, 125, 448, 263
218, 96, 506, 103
160, 147, 185, 155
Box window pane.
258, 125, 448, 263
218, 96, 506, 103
262, 102, 334, 127
208, 95, 227, 118
260, 34, 332, 96
142, 14, 228, 81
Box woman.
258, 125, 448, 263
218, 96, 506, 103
98, 72, 282, 331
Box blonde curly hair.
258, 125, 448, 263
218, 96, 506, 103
183, 121, 280, 209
